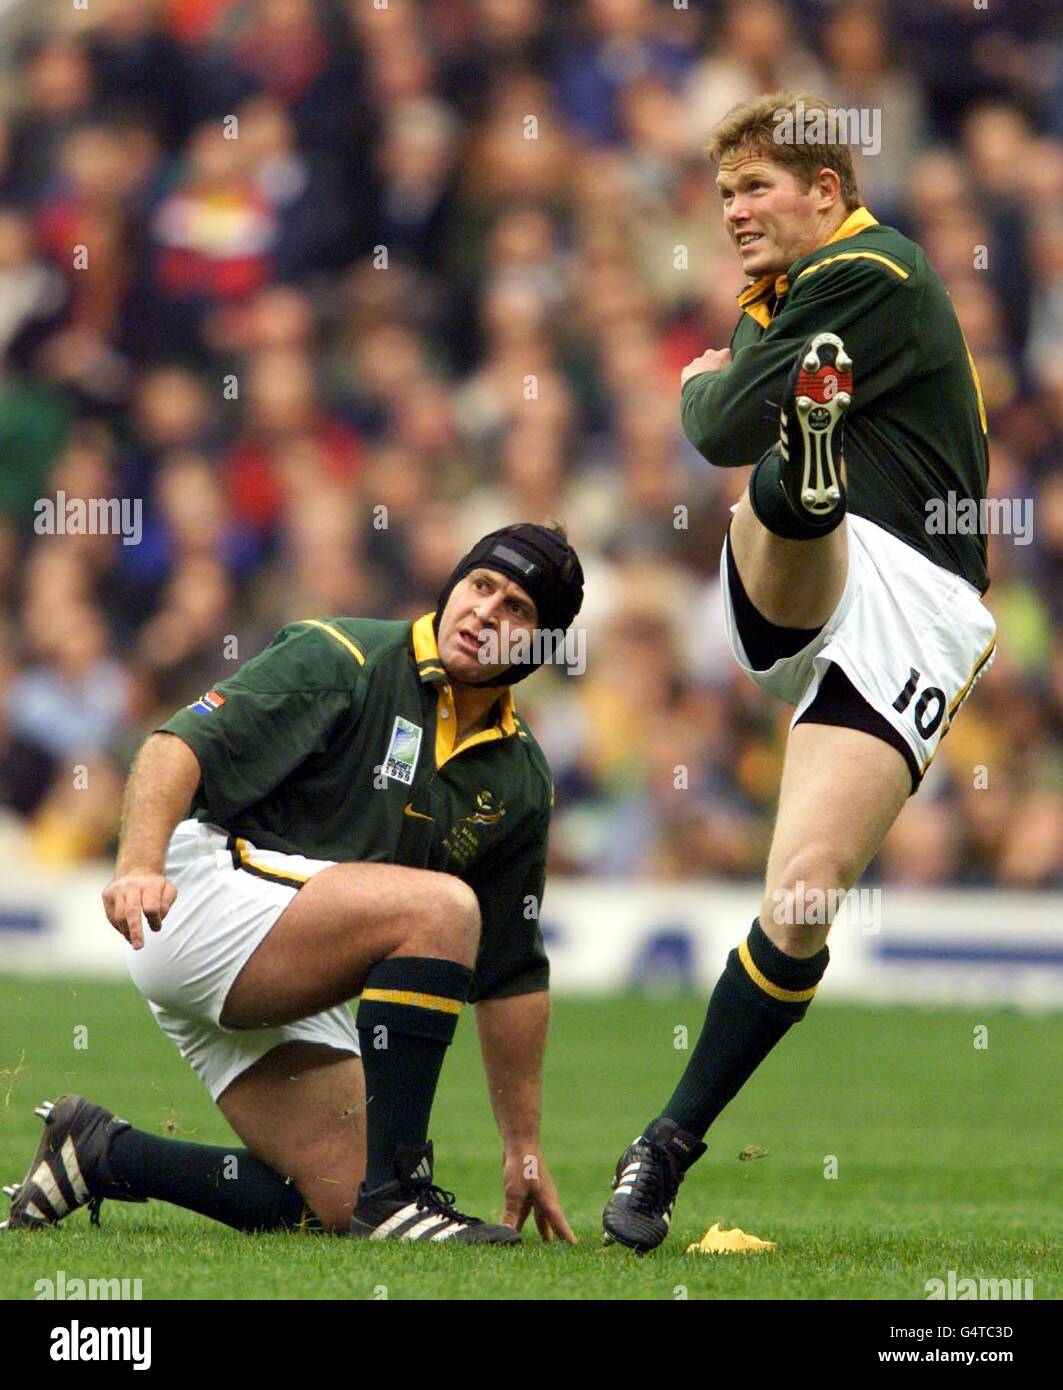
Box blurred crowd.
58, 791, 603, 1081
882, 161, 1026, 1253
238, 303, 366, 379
0, 0, 1060, 887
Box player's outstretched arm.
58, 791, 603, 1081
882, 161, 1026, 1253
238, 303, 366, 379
102, 732, 201, 950
476, 991, 577, 1244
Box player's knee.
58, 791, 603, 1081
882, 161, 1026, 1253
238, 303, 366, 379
307, 1195, 357, 1234
766, 847, 862, 937
396, 873, 479, 963
774, 846, 862, 905
434, 875, 481, 960
290, 1150, 361, 1233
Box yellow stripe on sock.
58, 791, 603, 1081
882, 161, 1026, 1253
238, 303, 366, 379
361, 988, 463, 1015
738, 939, 819, 1004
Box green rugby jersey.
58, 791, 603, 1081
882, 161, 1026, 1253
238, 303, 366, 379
157, 614, 553, 1001
682, 208, 990, 593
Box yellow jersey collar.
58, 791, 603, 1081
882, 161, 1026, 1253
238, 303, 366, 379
737, 206, 878, 326
737, 272, 790, 329
410, 613, 518, 745
412, 612, 448, 682
825, 205, 878, 245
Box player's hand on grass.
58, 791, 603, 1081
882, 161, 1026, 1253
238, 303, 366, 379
102, 872, 177, 950
501, 1148, 577, 1244
681, 347, 731, 386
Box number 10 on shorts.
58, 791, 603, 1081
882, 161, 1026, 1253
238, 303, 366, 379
892, 667, 946, 738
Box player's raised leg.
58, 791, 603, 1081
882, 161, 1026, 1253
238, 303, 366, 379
730, 332, 853, 630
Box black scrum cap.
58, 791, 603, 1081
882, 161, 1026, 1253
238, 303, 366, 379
434, 523, 585, 685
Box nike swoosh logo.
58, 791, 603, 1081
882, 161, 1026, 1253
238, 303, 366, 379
404, 805, 435, 821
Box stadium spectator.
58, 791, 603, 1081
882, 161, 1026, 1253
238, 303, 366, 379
0, 0, 1056, 882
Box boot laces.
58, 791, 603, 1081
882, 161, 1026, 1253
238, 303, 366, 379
409, 1181, 481, 1227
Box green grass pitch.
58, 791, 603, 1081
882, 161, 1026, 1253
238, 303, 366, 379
1, 977, 1060, 1300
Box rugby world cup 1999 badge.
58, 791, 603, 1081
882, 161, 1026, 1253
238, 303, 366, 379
383, 715, 422, 785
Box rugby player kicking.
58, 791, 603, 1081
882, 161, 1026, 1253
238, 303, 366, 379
4, 524, 582, 1245
602, 93, 997, 1252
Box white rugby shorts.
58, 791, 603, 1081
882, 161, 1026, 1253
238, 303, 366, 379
721, 513, 997, 781
125, 820, 360, 1102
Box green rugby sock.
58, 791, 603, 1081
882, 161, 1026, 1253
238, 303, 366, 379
750, 446, 845, 539
355, 956, 472, 1188
661, 919, 829, 1140
107, 1130, 314, 1232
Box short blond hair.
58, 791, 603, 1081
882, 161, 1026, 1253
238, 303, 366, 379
708, 92, 861, 211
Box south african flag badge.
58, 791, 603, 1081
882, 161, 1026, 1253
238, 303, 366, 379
190, 690, 226, 716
